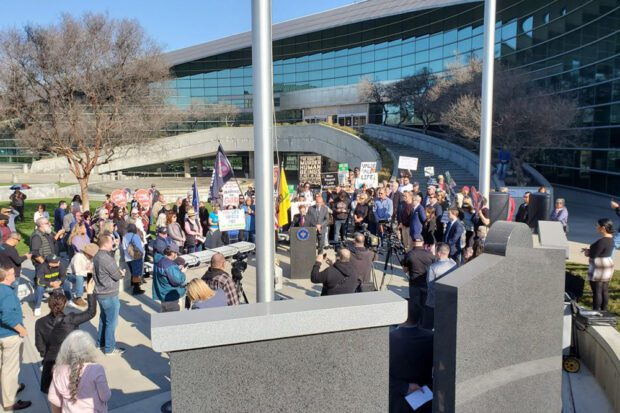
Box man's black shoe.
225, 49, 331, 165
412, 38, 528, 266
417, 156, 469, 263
11, 400, 32, 410
132, 288, 145, 295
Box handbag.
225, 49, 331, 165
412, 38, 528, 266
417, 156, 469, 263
127, 234, 143, 260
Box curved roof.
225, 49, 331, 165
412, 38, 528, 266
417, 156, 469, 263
164, 0, 478, 66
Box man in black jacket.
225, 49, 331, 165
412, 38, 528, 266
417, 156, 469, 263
515, 192, 530, 224
310, 249, 359, 296
0, 232, 31, 276
34, 278, 97, 393
350, 233, 375, 291
389, 304, 433, 413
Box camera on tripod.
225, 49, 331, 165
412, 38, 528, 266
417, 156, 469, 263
361, 223, 380, 249
231, 252, 248, 282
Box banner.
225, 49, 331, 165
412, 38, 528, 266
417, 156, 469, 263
191, 178, 199, 212
424, 166, 435, 177
278, 168, 291, 227
299, 155, 322, 185
110, 189, 129, 208
135, 189, 152, 208
321, 172, 338, 187
217, 209, 246, 232
222, 181, 241, 207
398, 156, 419, 171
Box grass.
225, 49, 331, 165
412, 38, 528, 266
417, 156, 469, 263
566, 261, 620, 331
0, 198, 103, 255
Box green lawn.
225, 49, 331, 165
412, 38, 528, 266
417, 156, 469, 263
0, 198, 103, 255
566, 261, 620, 331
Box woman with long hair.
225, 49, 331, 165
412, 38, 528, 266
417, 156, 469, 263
422, 206, 437, 252
69, 223, 90, 254
166, 211, 186, 250
583, 218, 616, 311
35, 279, 97, 394
186, 278, 227, 310
48, 330, 111, 412
122, 223, 145, 295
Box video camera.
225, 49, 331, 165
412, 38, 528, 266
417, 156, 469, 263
361, 223, 381, 250
231, 252, 248, 282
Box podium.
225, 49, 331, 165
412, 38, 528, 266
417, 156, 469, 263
289, 227, 317, 279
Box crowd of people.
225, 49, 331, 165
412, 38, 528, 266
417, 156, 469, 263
0, 174, 617, 412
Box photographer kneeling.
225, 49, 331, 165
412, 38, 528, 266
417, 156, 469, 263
350, 232, 376, 292
152, 244, 186, 313
311, 249, 359, 296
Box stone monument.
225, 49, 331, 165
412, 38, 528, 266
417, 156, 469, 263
433, 221, 565, 412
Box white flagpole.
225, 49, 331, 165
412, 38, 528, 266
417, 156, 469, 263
252, 0, 275, 303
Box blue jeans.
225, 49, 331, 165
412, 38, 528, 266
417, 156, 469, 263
65, 274, 85, 298
186, 243, 203, 253
127, 259, 143, 276
34, 282, 72, 310
97, 295, 120, 353
334, 220, 346, 242
496, 161, 509, 180
243, 231, 255, 243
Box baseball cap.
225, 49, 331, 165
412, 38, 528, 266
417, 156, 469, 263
157, 227, 168, 234
45, 254, 61, 263
167, 243, 180, 253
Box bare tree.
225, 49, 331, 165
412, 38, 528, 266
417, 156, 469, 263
358, 78, 389, 125
386, 68, 440, 130
440, 61, 578, 184
0, 13, 171, 209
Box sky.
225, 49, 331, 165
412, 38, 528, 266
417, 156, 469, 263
1, 0, 360, 51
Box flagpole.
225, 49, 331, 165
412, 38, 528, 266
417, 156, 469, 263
252, 0, 275, 303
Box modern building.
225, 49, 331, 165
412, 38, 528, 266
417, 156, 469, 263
162, 0, 619, 194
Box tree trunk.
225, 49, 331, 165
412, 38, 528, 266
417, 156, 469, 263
78, 176, 90, 211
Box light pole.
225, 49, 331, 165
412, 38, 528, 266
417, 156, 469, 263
478, 0, 496, 199
251, 0, 275, 303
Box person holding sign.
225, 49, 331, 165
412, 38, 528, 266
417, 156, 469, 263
207, 204, 223, 249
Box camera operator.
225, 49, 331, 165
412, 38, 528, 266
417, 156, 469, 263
350, 233, 376, 292
202, 252, 239, 306
402, 235, 435, 324
152, 244, 187, 312
311, 249, 359, 296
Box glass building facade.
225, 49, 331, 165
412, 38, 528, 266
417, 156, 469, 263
166, 0, 619, 194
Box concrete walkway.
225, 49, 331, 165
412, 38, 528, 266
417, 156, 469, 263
5, 239, 613, 412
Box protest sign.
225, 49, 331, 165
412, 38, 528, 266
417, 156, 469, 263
398, 156, 419, 171
222, 181, 241, 207
321, 172, 337, 187
361, 172, 378, 188
290, 201, 315, 218
338, 171, 348, 185
299, 155, 322, 185
285, 155, 298, 171
135, 189, 152, 208
424, 166, 435, 177
217, 209, 246, 232
338, 163, 349, 172
360, 161, 377, 174
110, 189, 129, 208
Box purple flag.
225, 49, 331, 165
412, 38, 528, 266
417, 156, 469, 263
209, 144, 234, 202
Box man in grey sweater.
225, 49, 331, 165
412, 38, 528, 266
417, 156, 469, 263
424, 243, 457, 330
93, 234, 126, 355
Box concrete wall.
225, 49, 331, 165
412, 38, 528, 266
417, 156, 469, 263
575, 324, 620, 411
364, 124, 480, 179
0, 184, 107, 202
30, 124, 380, 175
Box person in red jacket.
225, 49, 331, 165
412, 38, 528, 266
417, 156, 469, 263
499, 187, 516, 221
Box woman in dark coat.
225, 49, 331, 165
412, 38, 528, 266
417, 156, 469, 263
34, 278, 97, 393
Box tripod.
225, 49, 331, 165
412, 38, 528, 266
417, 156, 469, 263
235, 278, 249, 304
379, 238, 405, 291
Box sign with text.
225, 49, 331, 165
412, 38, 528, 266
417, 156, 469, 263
321, 172, 338, 187
360, 162, 377, 174
110, 189, 129, 208
222, 181, 241, 207
360, 172, 378, 188
338, 171, 349, 186
135, 189, 152, 208
285, 155, 298, 171
398, 156, 419, 171
217, 209, 246, 232
424, 166, 435, 177
299, 155, 322, 185
338, 163, 349, 172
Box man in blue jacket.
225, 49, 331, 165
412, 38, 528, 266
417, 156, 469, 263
0, 266, 31, 410
443, 207, 465, 263
153, 244, 186, 312
409, 194, 426, 243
